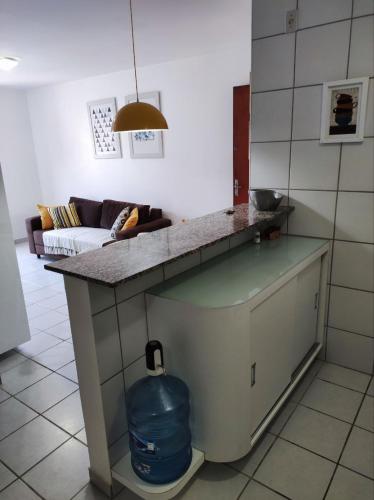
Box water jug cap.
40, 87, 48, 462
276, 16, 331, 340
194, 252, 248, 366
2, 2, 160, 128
146, 340, 165, 376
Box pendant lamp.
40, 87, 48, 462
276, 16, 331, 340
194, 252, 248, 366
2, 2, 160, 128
112, 0, 168, 133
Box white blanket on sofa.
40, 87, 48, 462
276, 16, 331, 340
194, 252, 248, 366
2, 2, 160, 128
43, 227, 114, 257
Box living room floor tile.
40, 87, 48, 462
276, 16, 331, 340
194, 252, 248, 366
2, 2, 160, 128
44, 391, 84, 435
28, 310, 66, 332
355, 395, 374, 432
57, 361, 78, 383
325, 466, 374, 500
340, 426, 374, 479
255, 438, 335, 500
0, 359, 51, 394
0, 389, 10, 404
75, 428, 87, 445
301, 378, 363, 423
23, 439, 90, 500
268, 401, 297, 435
26, 303, 49, 320
0, 480, 40, 500
17, 332, 62, 357
45, 320, 71, 340
367, 378, 374, 397
317, 362, 371, 393
16, 373, 77, 413
0, 416, 69, 475
37, 293, 67, 310
0, 398, 37, 440
32, 342, 75, 371
280, 405, 351, 461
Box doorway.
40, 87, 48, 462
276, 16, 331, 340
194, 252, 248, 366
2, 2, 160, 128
233, 84, 250, 205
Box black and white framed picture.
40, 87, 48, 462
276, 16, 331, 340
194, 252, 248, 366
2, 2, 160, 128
125, 91, 164, 158
320, 77, 369, 143
87, 98, 122, 159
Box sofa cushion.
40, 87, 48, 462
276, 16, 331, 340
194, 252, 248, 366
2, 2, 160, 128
100, 199, 150, 229
33, 229, 49, 247
69, 197, 103, 228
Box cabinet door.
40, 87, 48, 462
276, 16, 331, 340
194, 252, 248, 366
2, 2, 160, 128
292, 258, 321, 373
249, 278, 296, 434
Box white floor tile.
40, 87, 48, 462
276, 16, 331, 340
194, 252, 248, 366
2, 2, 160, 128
46, 320, 71, 340
32, 342, 75, 371
23, 439, 90, 500
75, 428, 87, 446
57, 361, 78, 383
0, 351, 27, 375
16, 373, 77, 413
326, 466, 374, 500
340, 427, 374, 479
241, 480, 285, 500
0, 398, 37, 440
0, 462, 16, 491
0, 359, 51, 394
0, 416, 69, 475
37, 293, 67, 310
44, 391, 84, 435
355, 395, 374, 433
230, 433, 275, 477
0, 389, 10, 404
317, 362, 371, 393
0, 480, 40, 500
17, 332, 62, 357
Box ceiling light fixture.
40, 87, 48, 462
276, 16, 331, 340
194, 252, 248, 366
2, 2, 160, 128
0, 56, 20, 71
112, 0, 168, 133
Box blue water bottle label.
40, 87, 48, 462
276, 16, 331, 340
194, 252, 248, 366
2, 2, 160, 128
130, 431, 156, 455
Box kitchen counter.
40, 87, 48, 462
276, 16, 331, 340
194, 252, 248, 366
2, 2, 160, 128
45, 203, 293, 286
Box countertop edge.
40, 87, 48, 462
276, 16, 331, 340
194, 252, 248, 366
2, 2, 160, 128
44, 205, 294, 287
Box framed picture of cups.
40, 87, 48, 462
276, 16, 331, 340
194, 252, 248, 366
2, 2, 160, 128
320, 77, 369, 143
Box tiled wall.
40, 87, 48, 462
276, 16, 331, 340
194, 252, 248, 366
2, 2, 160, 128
251, 0, 374, 374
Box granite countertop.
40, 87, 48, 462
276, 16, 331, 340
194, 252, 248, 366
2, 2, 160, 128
45, 204, 294, 287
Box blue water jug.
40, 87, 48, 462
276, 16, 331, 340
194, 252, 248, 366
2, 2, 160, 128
126, 340, 192, 484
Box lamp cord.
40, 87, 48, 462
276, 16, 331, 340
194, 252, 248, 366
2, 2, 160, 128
129, 0, 139, 102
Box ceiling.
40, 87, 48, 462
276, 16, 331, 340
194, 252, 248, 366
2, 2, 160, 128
0, 0, 250, 89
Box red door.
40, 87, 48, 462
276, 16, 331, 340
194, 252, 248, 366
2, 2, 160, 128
233, 85, 250, 205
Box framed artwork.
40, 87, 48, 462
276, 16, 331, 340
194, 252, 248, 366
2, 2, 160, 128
125, 91, 164, 158
87, 98, 122, 159
320, 77, 369, 143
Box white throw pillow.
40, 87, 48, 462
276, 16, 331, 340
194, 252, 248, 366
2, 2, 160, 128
110, 207, 131, 239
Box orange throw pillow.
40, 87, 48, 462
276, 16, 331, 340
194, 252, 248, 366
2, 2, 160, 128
121, 207, 139, 230
36, 204, 54, 230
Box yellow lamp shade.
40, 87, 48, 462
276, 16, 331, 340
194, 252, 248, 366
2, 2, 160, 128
112, 101, 168, 132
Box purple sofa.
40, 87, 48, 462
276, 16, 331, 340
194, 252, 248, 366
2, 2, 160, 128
26, 196, 171, 258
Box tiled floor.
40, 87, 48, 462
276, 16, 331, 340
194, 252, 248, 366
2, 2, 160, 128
0, 242, 372, 499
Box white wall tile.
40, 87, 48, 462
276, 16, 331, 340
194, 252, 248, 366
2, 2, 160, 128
252, 0, 297, 39
252, 34, 295, 92
288, 190, 336, 238
164, 253, 200, 280
298, 0, 352, 29
88, 283, 115, 315
118, 294, 148, 368
92, 307, 122, 383
340, 139, 374, 191
101, 373, 127, 445
251, 142, 290, 188
290, 141, 340, 189
326, 327, 374, 373
124, 356, 146, 392
116, 268, 163, 304
332, 241, 374, 292
293, 86, 323, 140
365, 79, 374, 136
349, 16, 374, 78
295, 21, 351, 86
329, 286, 374, 336
252, 90, 293, 142
335, 192, 374, 243
353, 0, 374, 16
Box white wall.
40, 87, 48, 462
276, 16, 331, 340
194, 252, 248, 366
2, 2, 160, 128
0, 88, 42, 239
27, 46, 249, 222
251, 0, 374, 374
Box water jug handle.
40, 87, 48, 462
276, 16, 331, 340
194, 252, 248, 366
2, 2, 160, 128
146, 340, 165, 376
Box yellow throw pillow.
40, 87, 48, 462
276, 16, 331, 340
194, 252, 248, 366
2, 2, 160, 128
37, 204, 54, 230
122, 207, 139, 230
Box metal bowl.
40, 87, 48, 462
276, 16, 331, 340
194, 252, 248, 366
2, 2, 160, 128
249, 189, 284, 211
